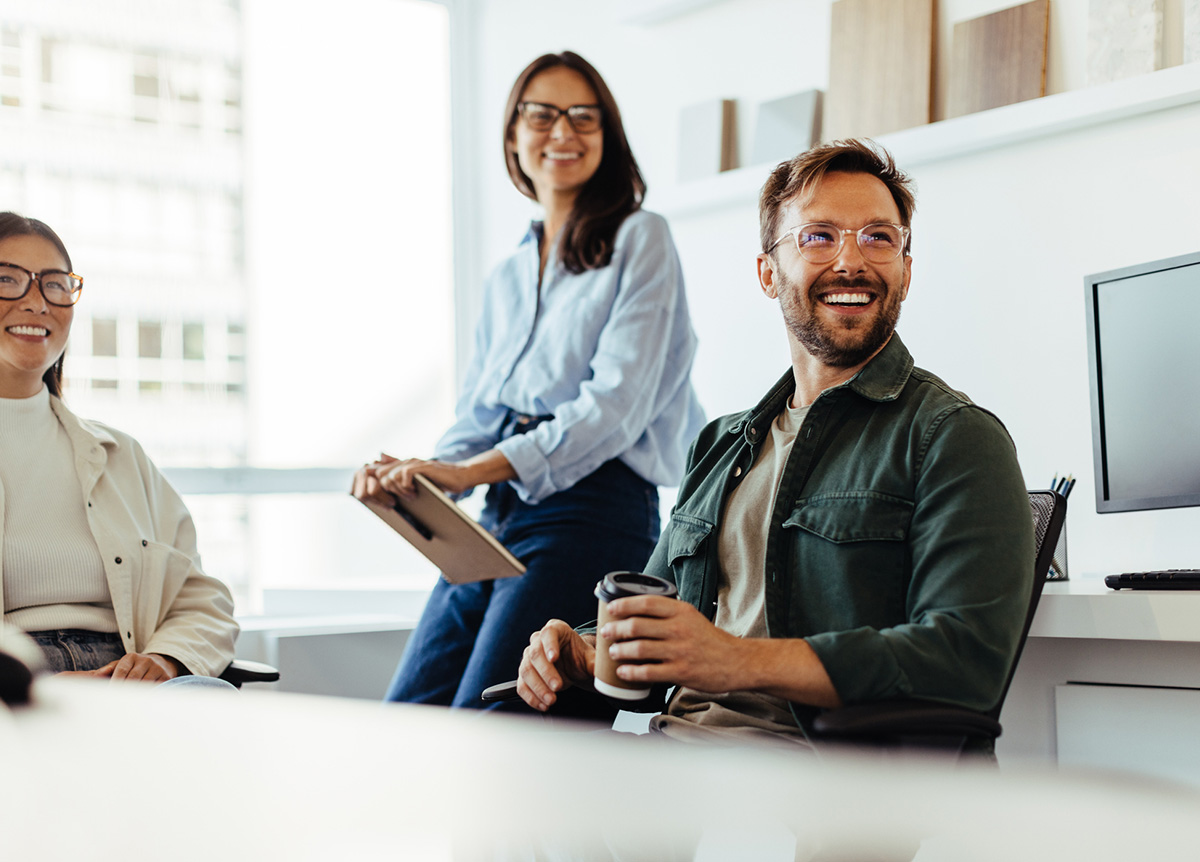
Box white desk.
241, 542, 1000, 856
999, 574, 1200, 785
5, 677, 1200, 861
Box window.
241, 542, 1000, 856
138, 321, 162, 358
1, 0, 456, 611
92, 319, 118, 356
183, 322, 205, 360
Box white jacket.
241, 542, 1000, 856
0, 396, 238, 677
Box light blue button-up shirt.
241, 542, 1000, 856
434, 209, 705, 504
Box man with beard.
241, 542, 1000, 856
515, 139, 1034, 749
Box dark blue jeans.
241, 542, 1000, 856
383, 458, 660, 709
28, 629, 124, 673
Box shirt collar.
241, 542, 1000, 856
48, 395, 117, 463
844, 333, 914, 403
738, 332, 915, 439
519, 220, 544, 247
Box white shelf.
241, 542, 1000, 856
1030, 573, 1200, 643
651, 62, 1200, 219
614, 0, 728, 26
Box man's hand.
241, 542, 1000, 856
96, 652, 187, 683
602, 596, 843, 708
516, 620, 597, 712
601, 596, 748, 694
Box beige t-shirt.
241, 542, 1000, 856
651, 398, 812, 746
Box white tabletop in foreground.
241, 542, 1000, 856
3, 676, 1198, 861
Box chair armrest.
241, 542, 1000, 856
811, 700, 1001, 741
218, 659, 281, 688
481, 679, 521, 702
0, 650, 34, 707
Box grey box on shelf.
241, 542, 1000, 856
678, 98, 737, 182
751, 90, 823, 165
1087, 0, 1164, 85
1047, 518, 1068, 581
1186, 0, 1200, 65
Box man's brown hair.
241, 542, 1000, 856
758, 138, 915, 255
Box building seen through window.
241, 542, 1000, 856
0, 0, 455, 610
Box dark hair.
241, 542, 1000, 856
759, 138, 916, 255
502, 51, 646, 274
0, 212, 74, 397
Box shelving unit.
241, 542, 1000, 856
651, 61, 1200, 219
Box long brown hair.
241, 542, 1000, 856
503, 51, 645, 273
0, 212, 74, 397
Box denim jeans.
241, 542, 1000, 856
27, 629, 124, 673
26, 628, 235, 691
384, 457, 660, 709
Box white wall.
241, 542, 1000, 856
457, 0, 1200, 577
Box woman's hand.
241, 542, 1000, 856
373, 458, 479, 498
351, 454, 399, 506
352, 450, 518, 502
68, 653, 187, 683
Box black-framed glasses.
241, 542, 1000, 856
767, 223, 910, 265
517, 101, 603, 133
0, 262, 84, 307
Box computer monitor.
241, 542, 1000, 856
1085, 250, 1200, 513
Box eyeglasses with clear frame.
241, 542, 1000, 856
0, 262, 84, 307
766, 223, 911, 265
517, 101, 603, 134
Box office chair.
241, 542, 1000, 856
219, 659, 281, 688
0, 652, 278, 703
482, 490, 1067, 751
808, 489, 1067, 755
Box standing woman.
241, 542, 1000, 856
354, 51, 704, 709
0, 213, 238, 683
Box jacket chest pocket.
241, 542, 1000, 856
782, 492, 913, 628
664, 515, 713, 608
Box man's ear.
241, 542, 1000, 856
757, 253, 778, 299
899, 254, 912, 302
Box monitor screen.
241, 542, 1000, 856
1085, 250, 1200, 513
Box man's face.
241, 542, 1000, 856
757, 171, 912, 369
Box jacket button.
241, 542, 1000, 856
748, 427, 758, 438
114, 557, 122, 564
733, 466, 742, 477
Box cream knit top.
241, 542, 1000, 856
0, 387, 116, 633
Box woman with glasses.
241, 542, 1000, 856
354, 51, 704, 709
0, 212, 238, 685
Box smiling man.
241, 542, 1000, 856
516, 139, 1034, 750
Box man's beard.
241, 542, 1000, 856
776, 270, 903, 368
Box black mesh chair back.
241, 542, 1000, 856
810, 490, 1068, 751
985, 490, 1066, 721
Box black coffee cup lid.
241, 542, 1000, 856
595, 571, 678, 603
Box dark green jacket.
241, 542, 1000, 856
634, 334, 1034, 732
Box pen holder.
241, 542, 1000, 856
1046, 517, 1068, 581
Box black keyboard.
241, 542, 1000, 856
1105, 569, 1200, 590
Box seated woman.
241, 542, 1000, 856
0, 212, 238, 684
